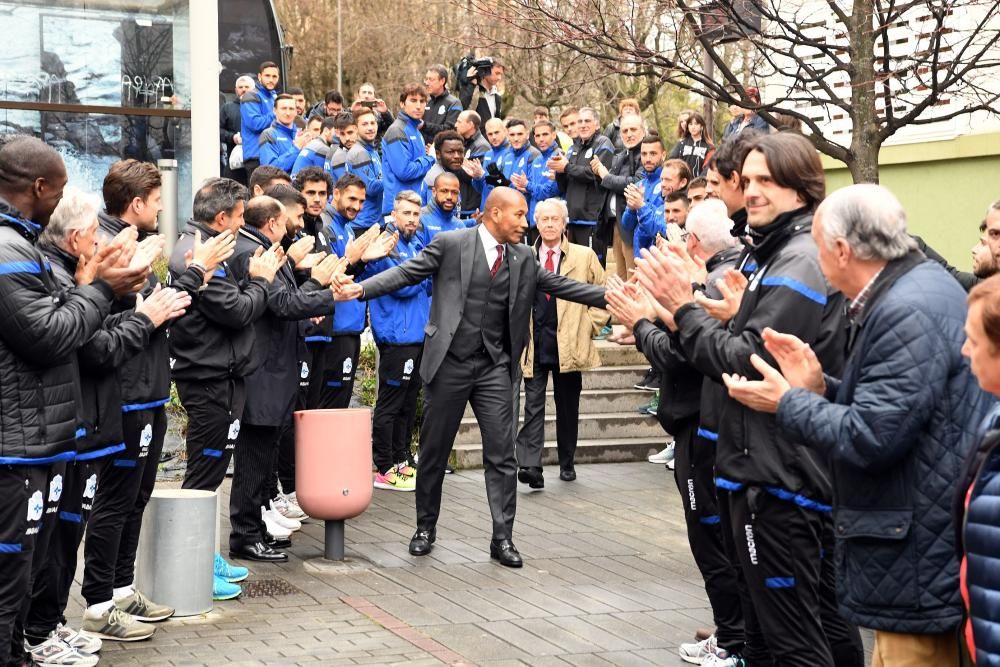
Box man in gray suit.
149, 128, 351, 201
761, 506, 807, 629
341, 187, 606, 567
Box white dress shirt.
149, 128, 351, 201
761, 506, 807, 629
478, 224, 505, 268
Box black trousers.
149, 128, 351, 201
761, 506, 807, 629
0, 463, 60, 666
309, 335, 360, 410
567, 223, 607, 267
265, 348, 315, 501
243, 157, 260, 182
81, 407, 166, 606
229, 422, 283, 549
515, 364, 582, 471
179, 378, 246, 492
729, 487, 864, 667
418, 351, 516, 539
372, 343, 422, 474
25, 459, 99, 643
672, 421, 744, 655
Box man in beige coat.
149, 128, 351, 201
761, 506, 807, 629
516, 198, 609, 486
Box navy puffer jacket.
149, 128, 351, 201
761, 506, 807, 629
0, 199, 114, 464
778, 255, 993, 633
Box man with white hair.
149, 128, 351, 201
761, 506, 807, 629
221, 75, 255, 184
515, 198, 609, 488
606, 197, 746, 665
723, 184, 993, 666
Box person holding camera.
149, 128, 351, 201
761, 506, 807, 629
457, 57, 505, 122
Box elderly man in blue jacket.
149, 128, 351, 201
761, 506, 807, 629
723, 184, 993, 666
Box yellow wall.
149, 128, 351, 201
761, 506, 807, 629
822, 132, 1000, 268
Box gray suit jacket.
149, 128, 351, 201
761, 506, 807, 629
359, 226, 607, 383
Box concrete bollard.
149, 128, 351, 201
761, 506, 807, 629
294, 408, 373, 561
136, 489, 216, 616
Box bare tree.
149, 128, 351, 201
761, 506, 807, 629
464, 0, 1000, 182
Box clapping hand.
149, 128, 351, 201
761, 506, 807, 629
510, 172, 528, 192
130, 235, 166, 271
694, 269, 748, 322
605, 282, 655, 332
311, 254, 348, 287
624, 183, 644, 210
135, 284, 192, 327
634, 245, 696, 313
361, 230, 398, 262
76, 235, 148, 296
186, 230, 237, 284
664, 240, 707, 286
344, 225, 380, 264
247, 245, 282, 283
286, 235, 316, 266
462, 158, 485, 179
722, 354, 790, 414
762, 328, 826, 396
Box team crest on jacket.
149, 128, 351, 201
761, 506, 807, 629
83, 474, 98, 500
48, 475, 63, 503
300, 362, 310, 379
228, 419, 241, 441
27, 490, 44, 522
343, 357, 353, 375
404, 358, 414, 375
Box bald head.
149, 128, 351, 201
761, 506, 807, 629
0, 135, 68, 226
484, 118, 507, 148
482, 186, 528, 245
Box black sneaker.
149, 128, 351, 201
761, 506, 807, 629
635, 368, 660, 391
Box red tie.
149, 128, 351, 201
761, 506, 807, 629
544, 249, 555, 300
490, 244, 504, 278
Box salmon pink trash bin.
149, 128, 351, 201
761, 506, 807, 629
294, 408, 373, 560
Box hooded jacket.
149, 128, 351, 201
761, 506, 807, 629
239, 81, 277, 161
381, 111, 436, 214
0, 200, 114, 464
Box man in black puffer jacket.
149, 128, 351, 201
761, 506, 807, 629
0, 135, 147, 667
644, 134, 864, 667
26, 188, 190, 655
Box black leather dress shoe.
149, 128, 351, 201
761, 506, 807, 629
264, 533, 292, 549
230, 541, 288, 562
560, 468, 576, 482
517, 467, 544, 489
490, 538, 523, 568
408, 528, 436, 556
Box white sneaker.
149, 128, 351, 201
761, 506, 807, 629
53, 623, 102, 654
261, 508, 292, 538
648, 441, 676, 464
262, 506, 300, 532
679, 634, 717, 664
26, 635, 100, 666
703, 654, 744, 667
272, 493, 307, 521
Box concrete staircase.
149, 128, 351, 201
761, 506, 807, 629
452, 339, 668, 469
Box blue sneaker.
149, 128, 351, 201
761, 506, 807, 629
213, 575, 242, 601
214, 553, 249, 583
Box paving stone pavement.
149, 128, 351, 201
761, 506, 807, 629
65, 461, 870, 666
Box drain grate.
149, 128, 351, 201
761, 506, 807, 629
240, 578, 303, 598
